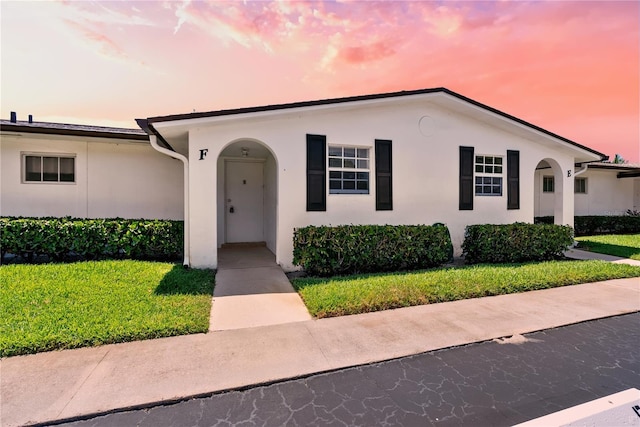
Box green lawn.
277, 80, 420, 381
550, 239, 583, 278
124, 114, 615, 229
292, 260, 640, 318
576, 234, 640, 260
0, 260, 214, 357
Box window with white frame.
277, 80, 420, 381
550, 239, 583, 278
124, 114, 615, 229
543, 176, 554, 193
328, 145, 369, 194
23, 154, 75, 183
474, 155, 503, 196
575, 177, 587, 194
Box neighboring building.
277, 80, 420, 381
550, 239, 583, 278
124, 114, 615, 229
535, 162, 640, 217
137, 88, 607, 270
0, 117, 183, 220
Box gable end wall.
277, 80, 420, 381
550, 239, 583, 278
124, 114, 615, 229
186, 100, 577, 270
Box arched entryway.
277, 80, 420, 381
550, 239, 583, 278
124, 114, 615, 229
534, 158, 564, 223
216, 139, 278, 256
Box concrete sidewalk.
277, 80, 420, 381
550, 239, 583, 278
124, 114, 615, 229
1, 277, 639, 427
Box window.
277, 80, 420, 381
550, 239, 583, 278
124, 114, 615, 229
543, 176, 554, 193
575, 177, 587, 194
474, 155, 502, 196
23, 154, 75, 183
328, 145, 369, 194
475, 176, 502, 195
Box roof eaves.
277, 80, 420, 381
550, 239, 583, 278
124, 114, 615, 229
135, 118, 176, 151
586, 163, 640, 178
147, 88, 447, 124
588, 162, 640, 171
617, 170, 640, 178
438, 89, 607, 160
146, 87, 607, 160
0, 122, 148, 141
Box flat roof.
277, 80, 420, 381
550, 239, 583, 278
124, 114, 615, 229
0, 119, 148, 141
587, 162, 640, 170
587, 162, 640, 178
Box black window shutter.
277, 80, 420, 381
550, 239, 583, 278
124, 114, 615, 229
459, 146, 474, 210
375, 139, 393, 211
507, 150, 520, 210
306, 134, 326, 211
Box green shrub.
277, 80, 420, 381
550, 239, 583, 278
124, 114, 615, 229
0, 217, 183, 264
293, 224, 453, 276
462, 223, 573, 264
535, 215, 640, 236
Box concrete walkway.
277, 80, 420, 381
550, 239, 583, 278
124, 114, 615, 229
565, 247, 640, 266
2, 276, 639, 427
209, 246, 311, 331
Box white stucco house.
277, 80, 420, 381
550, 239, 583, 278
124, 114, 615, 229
0, 117, 183, 220
135, 88, 608, 270
4, 88, 630, 270
535, 162, 640, 217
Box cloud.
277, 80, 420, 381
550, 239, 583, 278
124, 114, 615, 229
160, 1, 490, 76
64, 20, 129, 61
171, 1, 281, 50
57, 0, 155, 27
168, 1, 400, 64
173, 0, 191, 34
54, 1, 154, 65
339, 40, 395, 64
416, 4, 464, 37
5, 0, 635, 160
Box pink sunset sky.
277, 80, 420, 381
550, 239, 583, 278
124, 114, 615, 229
1, 1, 638, 161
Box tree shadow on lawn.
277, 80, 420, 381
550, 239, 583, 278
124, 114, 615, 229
578, 242, 640, 259
154, 264, 215, 296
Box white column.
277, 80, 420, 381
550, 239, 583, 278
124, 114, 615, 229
188, 130, 218, 269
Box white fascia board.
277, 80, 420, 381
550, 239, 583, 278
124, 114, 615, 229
151, 93, 435, 132
152, 90, 602, 162
0, 130, 148, 145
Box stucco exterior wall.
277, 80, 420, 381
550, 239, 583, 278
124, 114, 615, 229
180, 98, 579, 270
1, 135, 88, 217
216, 156, 225, 248
574, 170, 635, 216
535, 168, 638, 216
0, 134, 183, 219
263, 154, 277, 253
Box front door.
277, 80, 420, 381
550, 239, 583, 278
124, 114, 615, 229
225, 160, 264, 243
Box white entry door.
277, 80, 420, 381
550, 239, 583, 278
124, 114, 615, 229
225, 160, 264, 243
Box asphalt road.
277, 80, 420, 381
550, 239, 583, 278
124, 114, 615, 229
53, 312, 640, 427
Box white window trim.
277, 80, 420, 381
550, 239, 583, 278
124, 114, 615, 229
21, 152, 77, 185
474, 154, 503, 197
328, 144, 371, 195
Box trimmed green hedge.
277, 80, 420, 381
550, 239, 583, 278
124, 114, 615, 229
462, 223, 573, 264
293, 224, 453, 276
535, 215, 640, 236
0, 217, 183, 263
